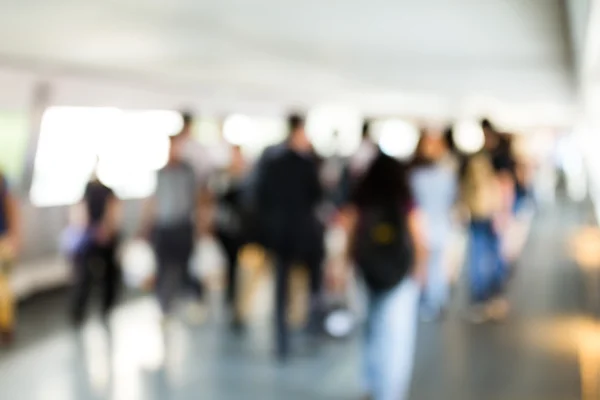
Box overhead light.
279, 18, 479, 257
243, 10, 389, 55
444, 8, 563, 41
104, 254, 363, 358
374, 119, 420, 159
223, 114, 256, 146
453, 120, 485, 154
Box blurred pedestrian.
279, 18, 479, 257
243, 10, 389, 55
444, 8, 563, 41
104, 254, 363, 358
0, 171, 20, 344
340, 149, 426, 400
139, 134, 207, 323
410, 128, 458, 320
459, 120, 511, 323
256, 113, 325, 361
213, 145, 250, 331
70, 160, 121, 326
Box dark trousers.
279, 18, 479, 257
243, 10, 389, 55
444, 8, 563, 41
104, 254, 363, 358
153, 223, 203, 314
71, 236, 120, 322
274, 254, 323, 358
217, 233, 243, 311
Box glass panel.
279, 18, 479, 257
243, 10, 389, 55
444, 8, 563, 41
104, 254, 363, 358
0, 111, 29, 184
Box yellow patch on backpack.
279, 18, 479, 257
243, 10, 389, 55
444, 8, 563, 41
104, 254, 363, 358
372, 224, 395, 244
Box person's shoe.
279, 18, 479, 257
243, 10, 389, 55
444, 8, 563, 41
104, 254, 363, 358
465, 305, 490, 324
487, 297, 510, 321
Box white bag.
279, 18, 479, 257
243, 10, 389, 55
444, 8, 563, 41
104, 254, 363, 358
190, 236, 226, 280
120, 239, 156, 289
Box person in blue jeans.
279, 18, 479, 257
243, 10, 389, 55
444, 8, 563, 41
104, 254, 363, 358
460, 122, 511, 323
340, 148, 427, 400
410, 129, 458, 320
468, 220, 506, 301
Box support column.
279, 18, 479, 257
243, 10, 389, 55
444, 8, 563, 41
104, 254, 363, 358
20, 81, 51, 196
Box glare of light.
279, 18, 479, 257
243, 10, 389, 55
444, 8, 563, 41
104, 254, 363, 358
306, 106, 362, 157
30, 107, 176, 206
241, 118, 287, 160
97, 167, 158, 199
223, 114, 256, 146
123, 110, 183, 137
82, 325, 111, 394
30, 106, 120, 207
374, 119, 420, 159
454, 120, 485, 153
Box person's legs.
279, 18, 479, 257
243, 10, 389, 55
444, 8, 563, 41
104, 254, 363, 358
368, 279, 419, 400
489, 225, 508, 297
71, 243, 95, 324
361, 290, 382, 396
156, 261, 184, 316
219, 234, 241, 308
153, 228, 184, 316
305, 254, 324, 335
274, 257, 291, 360
468, 221, 491, 304
180, 224, 203, 301
100, 241, 121, 319
421, 246, 448, 318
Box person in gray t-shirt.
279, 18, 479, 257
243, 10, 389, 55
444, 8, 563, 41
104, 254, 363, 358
139, 134, 206, 317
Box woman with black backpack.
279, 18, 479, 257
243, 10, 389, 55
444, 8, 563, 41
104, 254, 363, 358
338, 149, 427, 400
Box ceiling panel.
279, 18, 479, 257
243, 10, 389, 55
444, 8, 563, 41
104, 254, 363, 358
0, 0, 575, 124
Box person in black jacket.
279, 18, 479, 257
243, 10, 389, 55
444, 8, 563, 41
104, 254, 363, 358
256, 113, 325, 361
213, 145, 249, 331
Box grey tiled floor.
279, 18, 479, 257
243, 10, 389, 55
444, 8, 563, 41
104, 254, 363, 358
0, 204, 594, 399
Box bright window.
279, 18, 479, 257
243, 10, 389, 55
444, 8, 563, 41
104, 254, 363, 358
223, 115, 286, 161
223, 114, 257, 146
30, 107, 182, 206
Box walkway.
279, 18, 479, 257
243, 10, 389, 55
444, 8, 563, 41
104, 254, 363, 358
0, 202, 594, 399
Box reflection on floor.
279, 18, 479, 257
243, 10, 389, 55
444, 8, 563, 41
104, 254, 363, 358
0, 203, 597, 400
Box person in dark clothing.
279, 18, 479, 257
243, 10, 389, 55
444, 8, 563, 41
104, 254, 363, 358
214, 145, 249, 329
243, 141, 286, 247
340, 150, 426, 400
257, 113, 325, 360
71, 165, 121, 325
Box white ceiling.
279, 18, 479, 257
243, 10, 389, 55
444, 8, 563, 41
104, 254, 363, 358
0, 0, 577, 127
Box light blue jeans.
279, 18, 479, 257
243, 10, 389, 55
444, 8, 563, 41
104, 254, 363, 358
363, 278, 419, 400
421, 246, 448, 316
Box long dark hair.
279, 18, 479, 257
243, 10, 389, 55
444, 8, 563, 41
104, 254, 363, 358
353, 151, 413, 209
410, 130, 434, 168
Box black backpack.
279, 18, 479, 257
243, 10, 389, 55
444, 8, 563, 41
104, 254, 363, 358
353, 203, 414, 292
